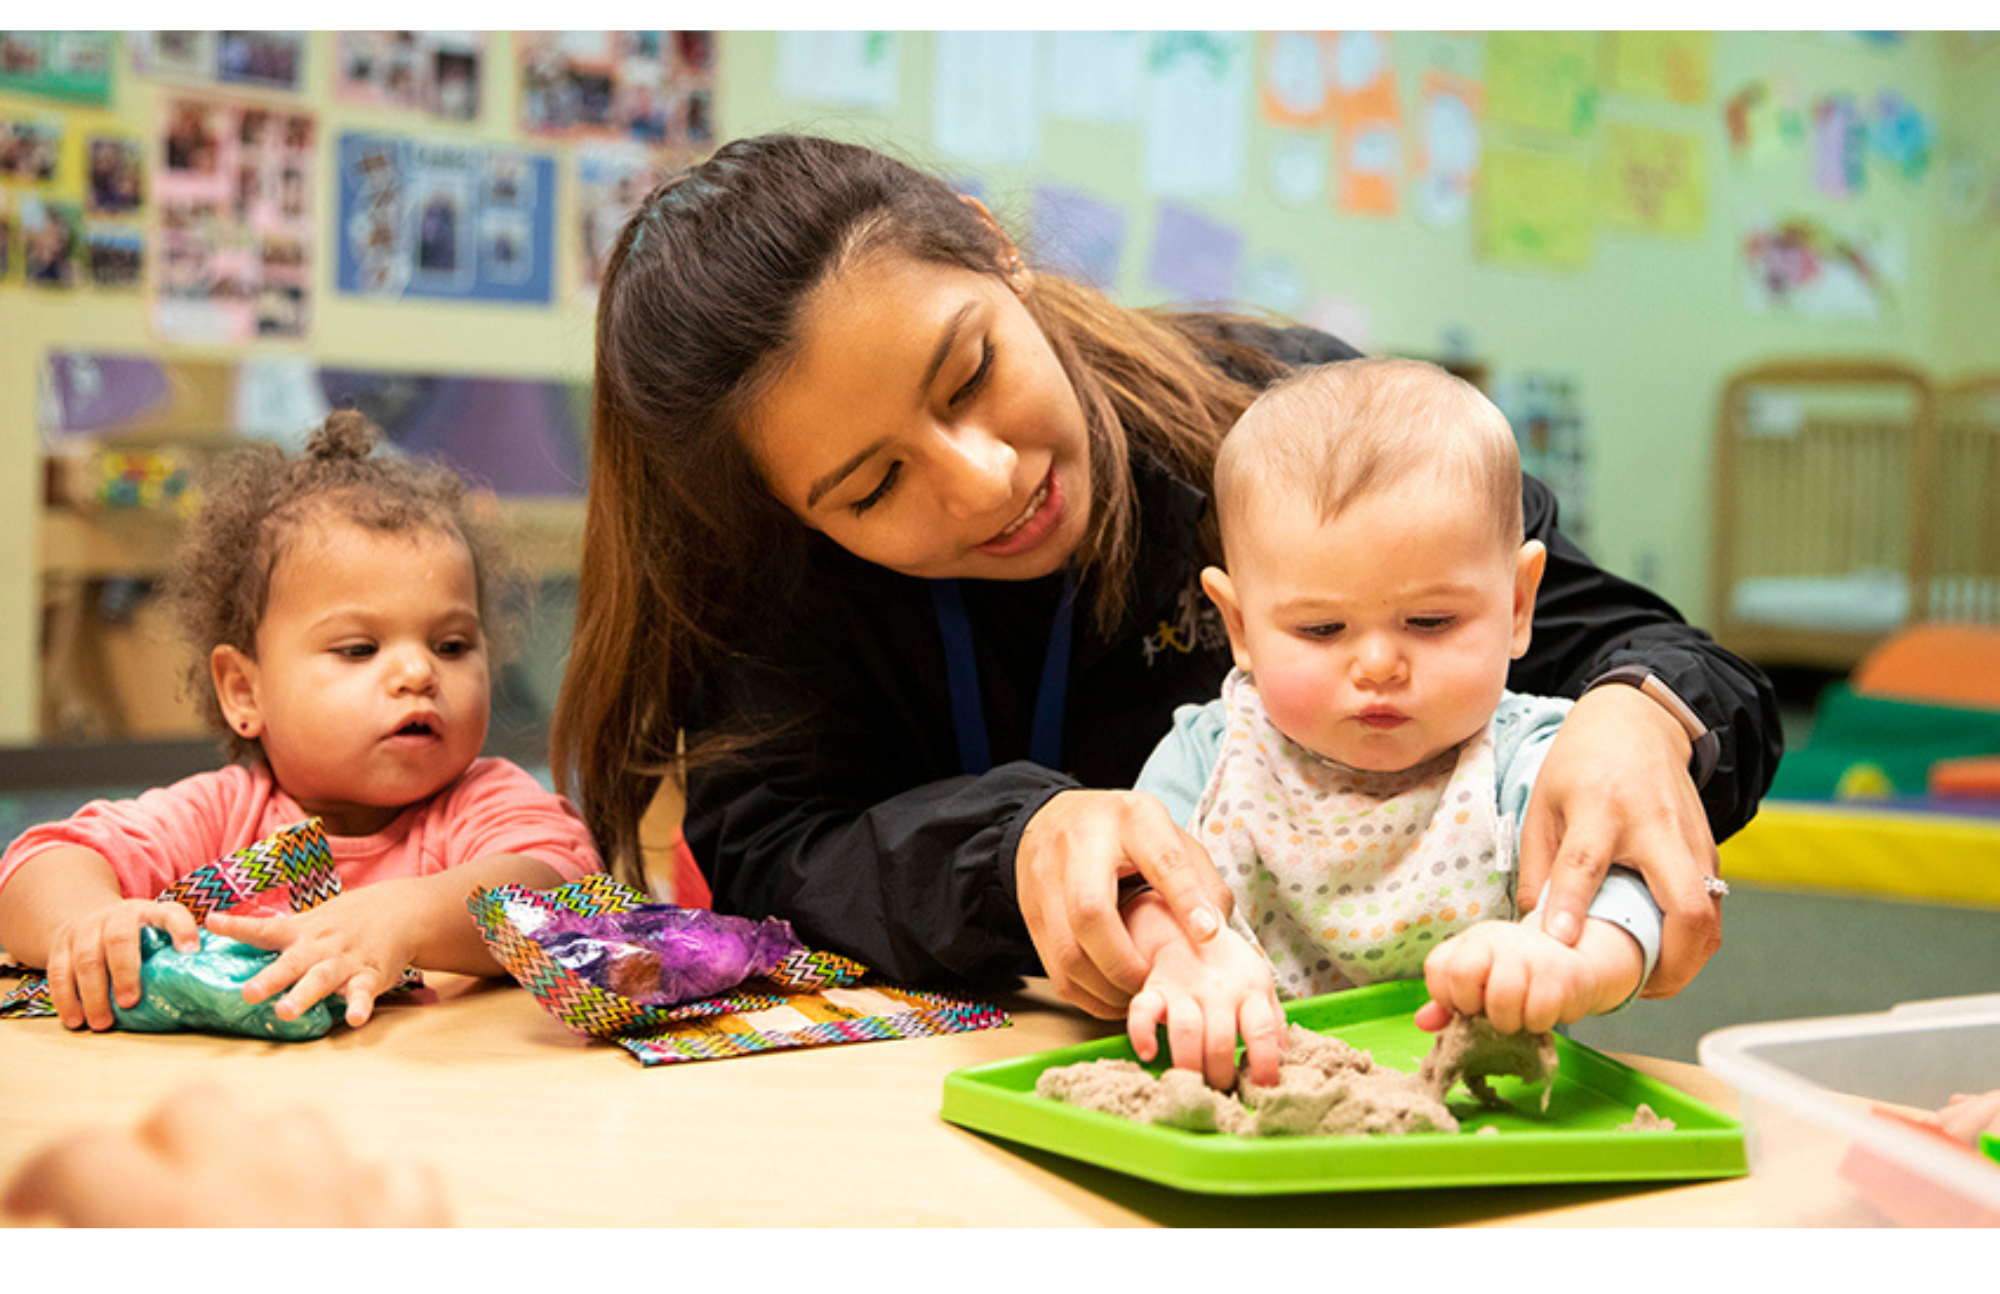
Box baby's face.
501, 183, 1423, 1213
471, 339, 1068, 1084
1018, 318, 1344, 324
1210, 474, 1538, 773
234, 518, 490, 836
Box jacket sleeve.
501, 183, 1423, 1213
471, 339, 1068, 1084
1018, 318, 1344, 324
683, 643, 1076, 986
1506, 475, 1783, 843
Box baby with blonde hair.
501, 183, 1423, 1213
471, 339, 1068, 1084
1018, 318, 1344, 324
1128, 358, 1663, 1088
0, 413, 600, 1032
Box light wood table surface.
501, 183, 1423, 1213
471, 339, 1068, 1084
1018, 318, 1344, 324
0, 974, 1800, 1227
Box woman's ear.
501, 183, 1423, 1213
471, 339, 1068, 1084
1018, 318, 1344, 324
210, 644, 264, 740
957, 194, 1032, 296
1199, 565, 1254, 675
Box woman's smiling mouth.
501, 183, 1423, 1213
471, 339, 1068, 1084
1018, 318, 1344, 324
975, 468, 1062, 557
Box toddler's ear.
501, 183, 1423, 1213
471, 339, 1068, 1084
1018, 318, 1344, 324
1199, 566, 1253, 675
1510, 540, 1547, 659
210, 644, 264, 739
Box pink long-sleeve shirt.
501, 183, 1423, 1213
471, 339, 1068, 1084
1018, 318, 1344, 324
0, 758, 602, 918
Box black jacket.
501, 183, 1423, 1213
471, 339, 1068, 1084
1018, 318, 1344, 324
685, 323, 1782, 984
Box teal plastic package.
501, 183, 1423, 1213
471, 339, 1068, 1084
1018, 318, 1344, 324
112, 927, 341, 1041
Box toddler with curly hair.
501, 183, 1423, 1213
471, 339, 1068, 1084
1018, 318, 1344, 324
0, 412, 601, 1031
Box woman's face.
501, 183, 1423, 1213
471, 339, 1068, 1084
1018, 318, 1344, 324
743, 251, 1093, 582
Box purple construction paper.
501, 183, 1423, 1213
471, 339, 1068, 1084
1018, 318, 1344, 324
45, 352, 170, 435
316, 369, 586, 496
1147, 202, 1243, 305
1031, 184, 1128, 291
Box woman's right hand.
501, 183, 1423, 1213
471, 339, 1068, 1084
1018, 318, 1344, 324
1015, 789, 1233, 1018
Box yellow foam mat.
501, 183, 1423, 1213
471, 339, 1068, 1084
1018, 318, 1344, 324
1721, 801, 2000, 908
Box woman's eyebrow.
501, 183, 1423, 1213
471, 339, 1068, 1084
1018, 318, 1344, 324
807, 437, 891, 508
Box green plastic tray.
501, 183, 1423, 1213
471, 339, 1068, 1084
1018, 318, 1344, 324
942, 979, 1745, 1195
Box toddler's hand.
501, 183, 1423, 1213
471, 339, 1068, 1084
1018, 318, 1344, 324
43, 899, 201, 1032
1418, 919, 1605, 1036
207, 887, 421, 1029
1126, 913, 1284, 1091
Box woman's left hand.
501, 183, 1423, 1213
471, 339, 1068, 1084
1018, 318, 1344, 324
1514, 683, 1722, 999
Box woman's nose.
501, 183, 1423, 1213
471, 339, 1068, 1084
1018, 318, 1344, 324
934, 424, 1017, 519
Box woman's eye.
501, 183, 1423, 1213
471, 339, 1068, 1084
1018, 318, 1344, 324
949, 339, 995, 408
851, 461, 902, 515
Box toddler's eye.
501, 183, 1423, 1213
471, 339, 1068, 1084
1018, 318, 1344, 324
435, 637, 472, 658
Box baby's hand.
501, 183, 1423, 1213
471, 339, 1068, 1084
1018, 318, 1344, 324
1417, 919, 1613, 1035
1126, 905, 1284, 1091
43, 900, 201, 1032
206, 887, 421, 1030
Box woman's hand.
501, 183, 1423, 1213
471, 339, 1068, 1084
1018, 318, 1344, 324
1515, 683, 1722, 999
1015, 790, 1233, 1018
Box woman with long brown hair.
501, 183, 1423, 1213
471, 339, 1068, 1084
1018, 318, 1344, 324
553, 133, 1779, 1018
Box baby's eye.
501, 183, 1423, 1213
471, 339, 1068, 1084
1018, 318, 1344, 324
1407, 616, 1457, 633
1296, 622, 1345, 641
334, 643, 377, 660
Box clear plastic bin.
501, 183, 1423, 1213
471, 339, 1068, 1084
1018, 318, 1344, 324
1699, 995, 2000, 1226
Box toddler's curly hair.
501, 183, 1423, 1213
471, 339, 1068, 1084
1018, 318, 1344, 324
164, 409, 516, 761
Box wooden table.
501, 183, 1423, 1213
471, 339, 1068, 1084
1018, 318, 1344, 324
0, 975, 1804, 1227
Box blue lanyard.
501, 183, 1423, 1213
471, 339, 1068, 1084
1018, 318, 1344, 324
929, 573, 1077, 775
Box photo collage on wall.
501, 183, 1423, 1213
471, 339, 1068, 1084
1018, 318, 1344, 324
4, 32, 727, 326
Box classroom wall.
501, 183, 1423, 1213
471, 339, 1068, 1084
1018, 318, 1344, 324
3, 31, 1995, 747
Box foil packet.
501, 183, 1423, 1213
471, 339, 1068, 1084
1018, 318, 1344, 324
113, 926, 341, 1041
527, 903, 803, 1007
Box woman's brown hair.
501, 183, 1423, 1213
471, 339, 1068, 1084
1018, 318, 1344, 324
553, 133, 1288, 881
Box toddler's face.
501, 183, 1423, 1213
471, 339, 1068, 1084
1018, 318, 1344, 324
1207, 473, 1541, 773
219, 518, 490, 836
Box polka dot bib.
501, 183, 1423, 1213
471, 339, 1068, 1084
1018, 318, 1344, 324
1191, 669, 1515, 999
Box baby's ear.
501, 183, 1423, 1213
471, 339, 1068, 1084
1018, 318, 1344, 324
1510, 540, 1547, 659
1199, 566, 1254, 674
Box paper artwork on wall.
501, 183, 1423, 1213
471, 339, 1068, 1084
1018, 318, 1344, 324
1813, 95, 1867, 198
154, 98, 315, 341
85, 136, 144, 215
1258, 31, 1334, 127
933, 32, 1039, 166
1030, 183, 1128, 292
1869, 91, 1932, 183
1329, 32, 1399, 218
1147, 201, 1242, 303
1144, 31, 1250, 201
1046, 31, 1143, 124
777, 31, 899, 109
1606, 31, 1713, 105
1304, 296, 1373, 353
19, 195, 84, 289
1492, 372, 1592, 545
1485, 31, 1598, 138
1476, 144, 1593, 272
1413, 70, 1481, 229
1602, 124, 1706, 239
1739, 212, 1903, 321
1243, 252, 1308, 316
1723, 77, 1805, 168
335, 132, 555, 305
1267, 132, 1328, 210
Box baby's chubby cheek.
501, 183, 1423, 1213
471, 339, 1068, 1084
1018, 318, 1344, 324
1254, 671, 1336, 747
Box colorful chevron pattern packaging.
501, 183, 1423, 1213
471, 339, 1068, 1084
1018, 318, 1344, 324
0, 818, 420, 1019
469, 873, 1009, 1066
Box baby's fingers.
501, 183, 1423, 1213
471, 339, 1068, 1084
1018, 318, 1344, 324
1127, 988, 1168, 1063
1424, 941, 1495, 1024
1237, 991, 1285, 1089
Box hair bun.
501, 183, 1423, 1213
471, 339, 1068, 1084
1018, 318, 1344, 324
307, 409, 382, 462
